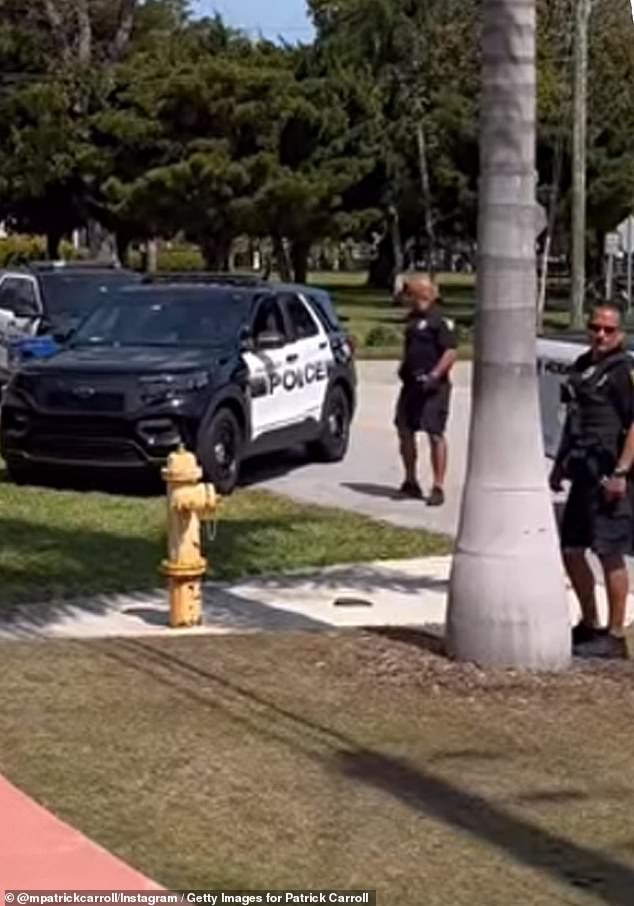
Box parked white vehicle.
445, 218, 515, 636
537, 334, 634, 458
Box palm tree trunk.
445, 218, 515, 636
446, 0, 570, 670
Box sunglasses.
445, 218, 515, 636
588, 323, 618, 336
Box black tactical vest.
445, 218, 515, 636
562, 351, 629, 480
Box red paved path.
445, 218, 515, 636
0, 776, 159, 889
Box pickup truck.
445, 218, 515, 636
537, 333, 634, 459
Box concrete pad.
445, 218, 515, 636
0, 557, 633, 641
0, 775, 159, 889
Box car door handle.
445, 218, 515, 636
286, 354, 299, 363
319, 341, 328, 350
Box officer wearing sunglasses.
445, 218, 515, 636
550, 303, 634, 659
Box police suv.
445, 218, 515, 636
0, 262, 142, 383
0, 280, 356, 493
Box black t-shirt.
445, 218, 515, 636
400, 306, 457, 384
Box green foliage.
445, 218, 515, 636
364, 324, 401, 348
128, 245, 205, 272
0, 235, 45, 266
1, 0, 634, 282
0, 235, 84, 267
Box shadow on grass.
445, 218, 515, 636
107, 639, 634, 905
0, 500, 444, 629
0, 509, 284, 622
0, 514, 161, 625
337, 749, 634, 904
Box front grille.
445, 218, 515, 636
18, 414, 148, 466
28, 415, 128, 438
46, 391, 126, 413
27, 436, 144, 465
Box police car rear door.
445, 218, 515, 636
0, 274, 42, 379
279, 292, 333, 424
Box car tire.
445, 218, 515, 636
309, 384, 351, 463
197, 407, 243, 495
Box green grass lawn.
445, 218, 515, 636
312, 271, 571, 360
0, 468, 449, 608
1, 631, 633, 903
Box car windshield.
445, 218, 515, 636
72, 289, 250, 348
39, 272, 142, 318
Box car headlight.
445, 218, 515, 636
139, 371, 209, 403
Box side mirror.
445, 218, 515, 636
53, 328, 74, 344
12, 303, 39, 319
255, 330, 285, 351
239, 326, 254, 352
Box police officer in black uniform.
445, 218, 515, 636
395, 274, 457, 506
550, 303, 634, 659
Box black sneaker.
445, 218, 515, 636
574, 633, 628, 660
571, 622, 606, 646
400, 480, 424, 500
427, 486, 445, 507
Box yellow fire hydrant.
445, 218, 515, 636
162, 446, 217, 628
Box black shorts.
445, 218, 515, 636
394, 382, 451, 437
560, 479, 634, 557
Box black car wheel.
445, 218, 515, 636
309, 385, 351, 463
198, 408, 243, 495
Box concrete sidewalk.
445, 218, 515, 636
1, 556, 632, 641
0, 775, 158, 889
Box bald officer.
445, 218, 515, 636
394, 274, 458, 506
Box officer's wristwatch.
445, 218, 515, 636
613, 466, 629, 479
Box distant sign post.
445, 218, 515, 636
605, 232, 620, 302
617, 215, 634, 315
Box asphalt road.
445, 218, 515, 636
252, 360, 472, 537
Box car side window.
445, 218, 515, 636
0, 277, 39, 316
251, 298, 286, 344
282, 294, 319, 340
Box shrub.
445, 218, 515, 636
158, 246, 205, 271
364, 324, 402, 348
0, 235, 46, 267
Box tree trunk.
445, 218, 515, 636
42, 0, 71, 64
446, 0, 570, 670
116, 232, 131, 268
272, 235, 292, 282
367, 234, 396, 289
77, 0, 92, 64
415, 118, 436, 275
144, 239, 158, 274
200, 236, 231, 271
570, 0, 590, 328
537, 134, 565, 333
46, 230, 62, 261
87, 219, 117, 263
290, 240, 310, 284
110, 0, 138, 61
387, 204, 404, 277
